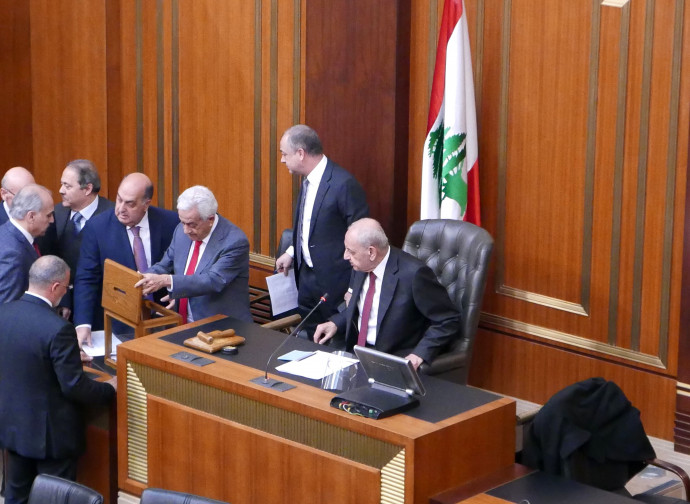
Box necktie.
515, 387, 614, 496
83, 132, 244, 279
33, 242, 41, 257
72, 212, 83, 235
130, 226, 148, 273
178, 240, 202, 324
357, 271, 377, 347
295, 178, 309, 268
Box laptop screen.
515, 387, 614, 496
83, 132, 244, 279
353, 345, 426, 396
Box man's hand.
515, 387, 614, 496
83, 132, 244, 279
275, 253, 293, 276
57, 307, 71, 320
77, 326, 93, 348
80, 349, 93, 363
134, 273, 171, 295
160, 294, 175, 310
313, 321, 338, 345
405, 353, 424, 370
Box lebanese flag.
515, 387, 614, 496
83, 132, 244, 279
421, 0, 480, 225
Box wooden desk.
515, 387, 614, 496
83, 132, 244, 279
116, 316, 516, 504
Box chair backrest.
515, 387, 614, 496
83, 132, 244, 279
402, 219, 494, 359
28, 474, 103, 504
141, 488, 229, 504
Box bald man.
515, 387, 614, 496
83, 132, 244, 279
0, 184, 54, 304
0, 167, 35, 224
73, 173, 179, 346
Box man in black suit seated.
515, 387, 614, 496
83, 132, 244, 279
0, 167, 35, 225
38, 159, 114, 319
0, 255, 116, 504
313, 218, 460, 370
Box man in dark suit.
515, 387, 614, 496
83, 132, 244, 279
135, 185, 252, 322
0, 167, 35, 225
313, 218, 460, 369
38, 160, 114, 318
73, 172, 179, 347
0, 184, 55, 304
275, 125, 369, 337
0, 255, 116, 504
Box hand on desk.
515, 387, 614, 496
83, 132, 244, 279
405, 353, 424, 370
77, 326, 92, 348
314, 321, 337, 345
135, 273, 171, 295
275, 253, 293, 276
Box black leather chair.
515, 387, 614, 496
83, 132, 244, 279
140, 488, 229, 504
522, 378, 690, 503
27, 474, 103, 504
402, 219, 494, 384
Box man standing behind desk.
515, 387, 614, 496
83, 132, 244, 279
73, 172, 179, 347
0, 167, 35, 225
0, 256, 116, 504
275, 124, 369, 338
0, 184, 55, 304
135, 185, 252, 323
39, 160, 114, 318
313, 218, 460, 370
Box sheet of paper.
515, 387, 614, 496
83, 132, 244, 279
275, 350, 358, 380
266, 269, 299, 316
278, 350, 314, 361
82, 330, 123, 358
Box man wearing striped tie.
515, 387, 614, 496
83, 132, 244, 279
135, 185, 252, 324
0, 184, 55, 304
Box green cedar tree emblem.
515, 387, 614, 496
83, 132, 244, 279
427, 124, 468, 213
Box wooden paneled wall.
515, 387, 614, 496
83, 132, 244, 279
1, 0, 690, 440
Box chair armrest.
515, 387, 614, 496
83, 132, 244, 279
647, 458, 690, 501
261, 314, 301, 331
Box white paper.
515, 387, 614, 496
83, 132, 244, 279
266, 269, 299, 316
275, 350, 358, 380
82, 330, 123, 358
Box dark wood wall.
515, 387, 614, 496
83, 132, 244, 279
1, 0, 690, 440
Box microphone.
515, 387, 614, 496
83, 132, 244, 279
252, 293, 328, 389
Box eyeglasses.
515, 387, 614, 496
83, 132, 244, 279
57, 283, 73, 291
1, 187, 14, 196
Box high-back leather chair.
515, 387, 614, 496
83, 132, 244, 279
402, 219, 493, 384
27, 474, 103, 504
140, 488, 229, 504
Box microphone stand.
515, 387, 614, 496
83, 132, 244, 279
251, 293, 328, 390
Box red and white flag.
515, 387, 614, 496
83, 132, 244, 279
421, 0, 480, 225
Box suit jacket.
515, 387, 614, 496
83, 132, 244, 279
0, 203, 8, 224
292, 159, 368, 306
38, 197, 115, 310
73, 206, 179, 330
149, 215, 252, 322
332, 247, 460, 363
0, 294, 115, 459
0, 221, 39, 304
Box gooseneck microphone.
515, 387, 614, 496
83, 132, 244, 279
256, 293, 328, 388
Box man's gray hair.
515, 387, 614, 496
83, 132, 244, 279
29, 255, 70, 288
350, 218, 389, 250
9, 184, 50, 220
66, 159, 101, 193
177, 185, 218, 220
284, 125, 324, 156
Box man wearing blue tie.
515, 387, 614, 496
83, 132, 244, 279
135, 185, 252, 323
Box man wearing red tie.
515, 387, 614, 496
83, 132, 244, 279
312, 218, 460, 370
135, 185, 252, 323
0, 184, 54, 304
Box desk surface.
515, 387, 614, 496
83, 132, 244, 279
158, 315, 502, 423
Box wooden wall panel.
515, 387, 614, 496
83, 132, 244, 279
0, 0, 33, 171
29, 0, 109, 193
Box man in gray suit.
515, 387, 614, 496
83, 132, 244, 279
136, 185, 252, 322
0, 184, 54, 304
